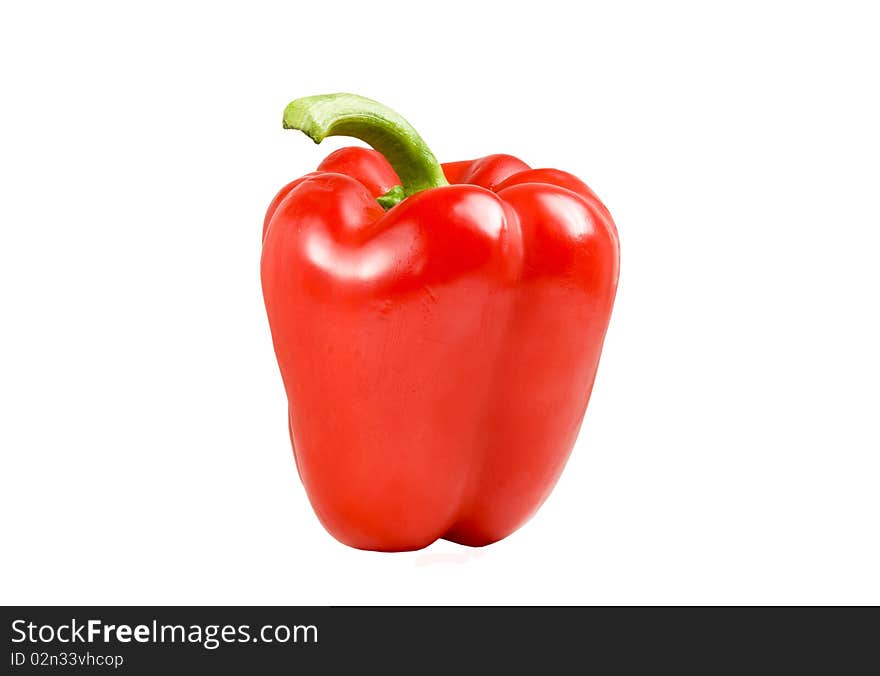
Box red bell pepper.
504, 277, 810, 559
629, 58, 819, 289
261, 94, 619, 551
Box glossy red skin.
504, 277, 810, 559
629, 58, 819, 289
262, 147, 619, 551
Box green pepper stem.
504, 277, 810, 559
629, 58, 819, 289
282, 93, 448, 199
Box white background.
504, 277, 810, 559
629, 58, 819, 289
1, 1, 878, 605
